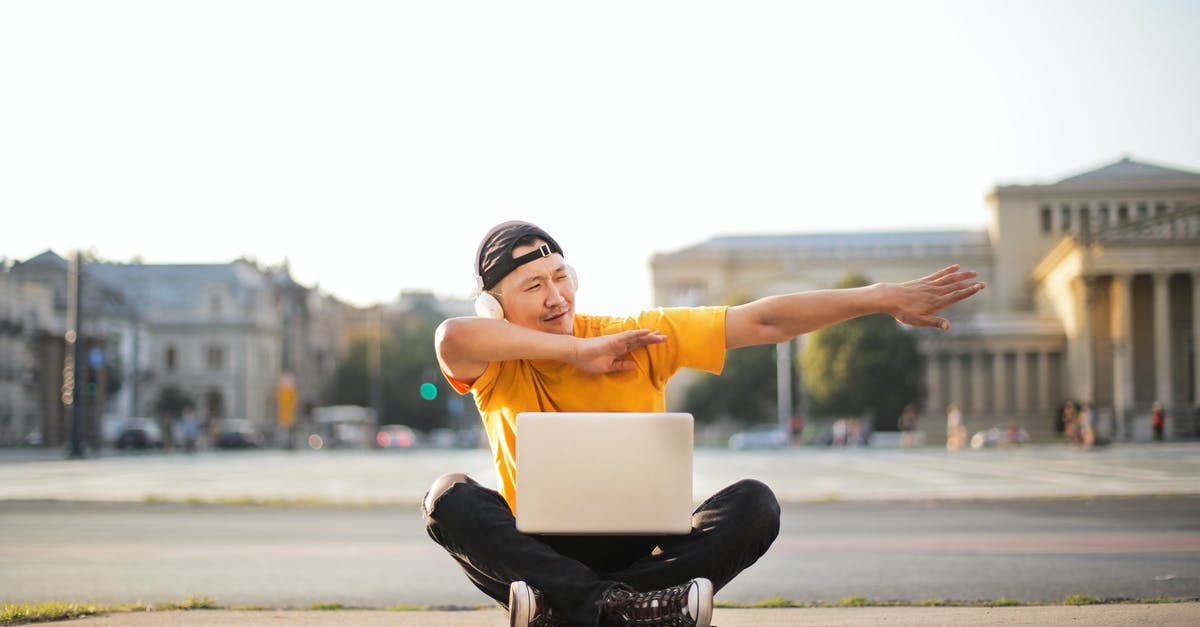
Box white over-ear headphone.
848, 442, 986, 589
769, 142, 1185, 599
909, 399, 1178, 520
474, 266, 578, 319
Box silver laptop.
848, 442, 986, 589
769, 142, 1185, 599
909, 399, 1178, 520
515, 412, 694, 535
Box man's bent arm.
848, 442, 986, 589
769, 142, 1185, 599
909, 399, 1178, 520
436, 317, 666, 385
725, 265, 985, 349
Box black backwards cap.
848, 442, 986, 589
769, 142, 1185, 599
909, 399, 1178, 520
475, 221, 564, 291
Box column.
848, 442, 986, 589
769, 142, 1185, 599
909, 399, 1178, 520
926, 353, 942, 416
1015, 349, 1029, 412
947, 352, 963, 412
1153, 273, 1172, 407
992, 350, 1007, 415
1110, 273, 1134, 440
972, 351, 988, 415
1076, 276, 1096, 403
1193, 273, 1200, 406
1038, 351, 1050, 410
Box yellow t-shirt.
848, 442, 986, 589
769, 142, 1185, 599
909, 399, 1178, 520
444, 307, 728, 514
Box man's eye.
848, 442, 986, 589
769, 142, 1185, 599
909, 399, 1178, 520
525, 283, 541, 292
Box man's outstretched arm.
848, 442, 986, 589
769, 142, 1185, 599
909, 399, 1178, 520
435, 317, 666, 385
724, 265, 985, 349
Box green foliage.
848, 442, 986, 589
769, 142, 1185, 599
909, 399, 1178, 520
154, 385, 194, 418
683, 343, 779, 426
800, 273, 925, 430
1063, 594, 1103, 606
324, 306, 454, 432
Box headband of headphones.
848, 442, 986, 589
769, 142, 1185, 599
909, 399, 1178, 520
475, 221, 564, 291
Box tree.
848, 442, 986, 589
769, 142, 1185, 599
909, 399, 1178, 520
154, 385, 193, 418
800, 273, 925, 430
683, 343, 778, 427
324, 304, 452, 433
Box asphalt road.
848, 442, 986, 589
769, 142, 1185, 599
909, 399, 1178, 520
2, 496, 1197, 608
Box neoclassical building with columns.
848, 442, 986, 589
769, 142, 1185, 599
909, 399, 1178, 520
650, 157, 1200, 441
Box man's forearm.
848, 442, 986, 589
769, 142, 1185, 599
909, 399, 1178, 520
437, 317, 576, 365
725, 285, 886, 348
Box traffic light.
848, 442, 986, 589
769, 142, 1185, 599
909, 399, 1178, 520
419, 382, 438, 401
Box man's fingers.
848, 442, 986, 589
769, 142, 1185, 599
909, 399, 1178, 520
923, 265, 960, 282
929, 270, 978, 287
618, 329, 667, 349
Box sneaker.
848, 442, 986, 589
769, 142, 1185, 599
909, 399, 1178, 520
509, 580, 570, 627
598, 577, 713, 627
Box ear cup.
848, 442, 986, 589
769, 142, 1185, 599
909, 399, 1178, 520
566, 265, 579, 291
474, 292, 504, 319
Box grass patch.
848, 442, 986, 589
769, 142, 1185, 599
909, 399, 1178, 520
384, 605, 431, 612
834, 596, 872, 607
1063, 594, 1103, 606
985, 597, 1025, 607
0, 597, 221, 625
0, 601, 104, 625
309, 603, 346, 611
917, 599, 947, 606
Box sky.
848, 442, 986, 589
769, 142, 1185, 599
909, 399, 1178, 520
2, 0, 1199, 316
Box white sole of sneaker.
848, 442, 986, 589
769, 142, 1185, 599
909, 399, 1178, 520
509, 580, 533, 627
693, 578, 714, 627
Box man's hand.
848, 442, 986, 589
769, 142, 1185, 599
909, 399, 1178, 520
883, 264, 986, 330
571, 329, 667, 374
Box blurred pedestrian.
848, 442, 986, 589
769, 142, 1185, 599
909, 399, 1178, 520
181, 405, 199, 453
898, 403, 919, 447
946, 403, 967, 450
1152, 401, 1166, 442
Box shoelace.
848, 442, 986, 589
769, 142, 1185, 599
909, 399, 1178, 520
598, 584, 693, 627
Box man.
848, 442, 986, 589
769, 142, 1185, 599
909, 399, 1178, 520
426, 220, 985, 627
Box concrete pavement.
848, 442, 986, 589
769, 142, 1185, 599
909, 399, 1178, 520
33, 604, 1200, 626
7, 443, 1200, 625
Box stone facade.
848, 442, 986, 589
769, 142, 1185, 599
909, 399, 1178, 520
651, 157, 1200, 442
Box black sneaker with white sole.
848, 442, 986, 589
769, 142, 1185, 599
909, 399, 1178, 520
509, 580, 571, 627
597, 577, 713, 627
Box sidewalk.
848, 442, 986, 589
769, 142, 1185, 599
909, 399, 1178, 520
37, 604, 1200, 626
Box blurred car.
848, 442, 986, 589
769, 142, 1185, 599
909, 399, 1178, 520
426, 428, 457, 448
376, 424, 416, 449
728, 424, 788, 450
214, 419, 263, 449
970, 424, 1030, 449
115, 417, 164, 450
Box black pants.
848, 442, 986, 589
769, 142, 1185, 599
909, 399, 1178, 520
423, 476, 780, 626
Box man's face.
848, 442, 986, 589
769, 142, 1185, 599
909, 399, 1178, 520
494, 240, 575, 335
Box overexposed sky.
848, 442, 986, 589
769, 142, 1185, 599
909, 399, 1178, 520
3, 0, 1198, 315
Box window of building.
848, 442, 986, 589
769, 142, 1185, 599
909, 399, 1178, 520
1117, 203, 1129, 224
1039, 205, 1052, 233
1155, 201, 1168, 215
1059, 205, 1072, 233
1136, 202, 1148, 220
165, 345, 177, 372
1098, 204, 1110, 229
1078, 204, 1091, 233
206, 344, 225, 371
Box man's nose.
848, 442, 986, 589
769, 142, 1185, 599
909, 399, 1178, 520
545, 282, 566, 306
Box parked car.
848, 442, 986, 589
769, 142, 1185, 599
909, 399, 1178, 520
115, 417, 164, 450
376, 424, 416, 449
728, 424, 788, 450
971, 424, 1031, 449
214, 419, 263, 449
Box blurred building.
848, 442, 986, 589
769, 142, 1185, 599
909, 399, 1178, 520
651, 157, 1200, 441
0, 262, 54, 446
3, 253, 355, 447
